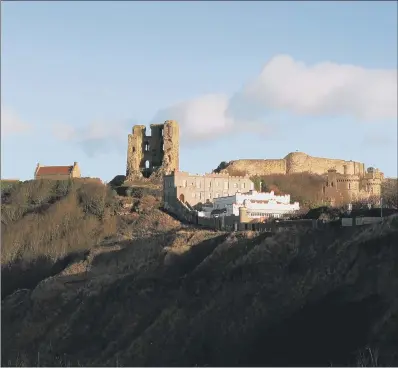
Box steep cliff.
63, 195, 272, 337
3, 216, 398, 367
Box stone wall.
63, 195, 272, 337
223, 159, 286, 176
220, 151, 371, 178
34, 174, 72, 181
164, 171, 254, 207
163, 197, 197, 224
126, 120, 179, 181
126, 125, 145, 179
284, 152, 364, 176
159, 120, 179, 176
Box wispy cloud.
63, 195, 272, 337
153, 54, 397, 143
361, 133, 397, 148
53, 120, 133, 157
53, 54, 397, 154
1, 106, 32, 136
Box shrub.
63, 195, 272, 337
382, 179, 398, 209
133, 195, 159, 214
1, 179, 121, 265
109, 175, 126, 188
213, 161, 229, 173
77, 182, 107, 218
55, 179, 72, 197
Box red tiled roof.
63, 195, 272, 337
36, 166, 73, 176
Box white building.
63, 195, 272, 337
213, 190, 300, 219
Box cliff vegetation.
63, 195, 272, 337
1, 179, 398, 367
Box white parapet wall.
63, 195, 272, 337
213, 190, 300, 218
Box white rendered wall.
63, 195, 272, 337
214, 190, 300, 217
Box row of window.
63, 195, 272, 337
191, 192, 226, 199
248, 212, 284, 218
181, 180, 246, 190
326, 182, 358, 190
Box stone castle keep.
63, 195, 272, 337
127, 120, 384, 206
126, 120, 179, 180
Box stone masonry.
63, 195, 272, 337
126, 120, 179, 180
163, 171, 254, 207
219, 151, 384, 206
220, 152, 368, 177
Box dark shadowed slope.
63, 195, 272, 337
2, 215, 398, 367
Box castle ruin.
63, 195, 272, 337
324, 166, 384, 206
218, 152, 385, 206
126, 120, 179, 180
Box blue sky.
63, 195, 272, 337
2, 1, 397, 181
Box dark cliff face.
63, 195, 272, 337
2, 216, 398, 367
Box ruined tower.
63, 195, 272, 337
126, 120, 179, 180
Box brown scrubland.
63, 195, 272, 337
1, 178, 398, 367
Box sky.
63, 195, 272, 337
2, 1, 397, 181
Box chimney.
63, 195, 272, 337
34, 163, 41, 178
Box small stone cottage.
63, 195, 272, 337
34, 162, 81, 180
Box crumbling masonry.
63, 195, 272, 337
126, 120, 179, 180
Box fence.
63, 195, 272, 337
164, 198, 330, 233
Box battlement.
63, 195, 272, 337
221, 151, 380, 179
168, 171, 250, 179
131, 125, 146, 134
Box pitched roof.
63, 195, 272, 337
36, 166, 73, 176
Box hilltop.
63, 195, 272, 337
214, 151, 369, 177
1, 178, 398, 366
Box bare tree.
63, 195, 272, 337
351, 194, 381, 210
382, 179, 398, 209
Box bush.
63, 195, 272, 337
1, 179, 121, 265
109, 175, 126, 188
133, 195, 159, 214
77, 183, 107, 218
213, 161, 229, 173
125, 186, 161, 199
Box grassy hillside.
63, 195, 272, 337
0, 179, 180, 300
2, 179, 398, 367
1, 179, 120, 264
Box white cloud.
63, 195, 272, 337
151, 94, 236, 143
151, 54, 397, 143
52, 54, 397, 151
1, 106, 31, 136
236, 54, 397, 120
